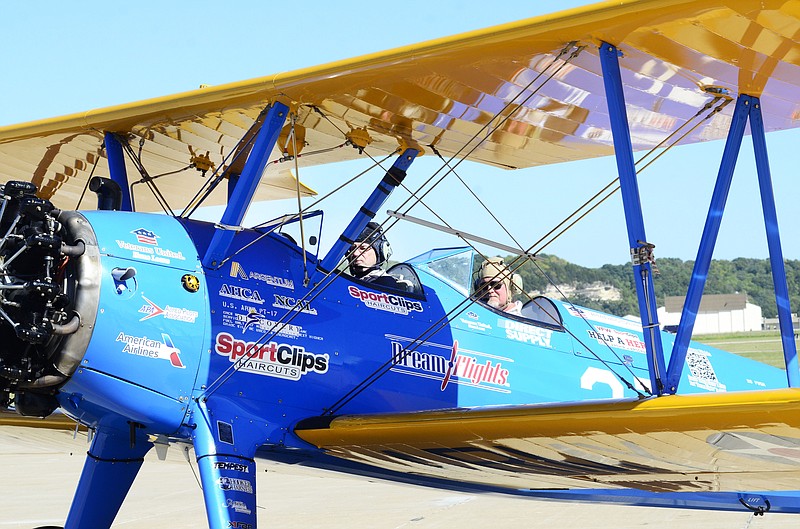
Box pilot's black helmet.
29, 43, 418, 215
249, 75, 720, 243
355, 222, 392, 265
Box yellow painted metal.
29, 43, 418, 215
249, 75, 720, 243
0, 0, 797, 210
296, 389, 800, 492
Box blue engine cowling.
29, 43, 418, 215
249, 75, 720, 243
0, 181, 209, 433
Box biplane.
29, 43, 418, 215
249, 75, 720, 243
1, 0, 800, 527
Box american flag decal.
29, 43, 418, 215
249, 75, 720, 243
132, 228, 158, 246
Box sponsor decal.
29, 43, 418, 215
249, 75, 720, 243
466, 311, 479, 320
226, 499, 252, 515
214, 461, 250, 473
622, 354, 634, 366
686, 347, 726, 392
390, 340, 510, 392
586, 325, 645, 353
115, 230, 186, 264
228, 523, 253, 529
241, 310, 305, 338
273, 294, 317, 315
220, 284, 264, 305
116, 332, 184, 368
567, 306, 642, 332
138, 295, 199, 323
215, 332, 328, 380
132, 227, 158, 245
458, 318, 492, 332
498, 319, 552, 347
348, 286, 423, 315
217, 477, 253, 494
230, 261, 294, 289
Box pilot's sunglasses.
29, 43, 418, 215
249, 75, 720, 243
486, 281, 504, 291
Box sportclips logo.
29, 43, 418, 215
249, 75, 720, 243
348, 286, 423, 315
391, 340, 509, 391
215, 332, 328, 381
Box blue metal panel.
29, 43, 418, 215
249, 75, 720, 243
203, 102, 289, 269
749, 98, 799, 386
62, 211, 208, 429
598, 42, 666, 395
103, 132, 133, 212
317, 148, 418, 275
666, 95, 755, 392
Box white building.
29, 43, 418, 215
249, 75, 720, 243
657, 293, 762, 335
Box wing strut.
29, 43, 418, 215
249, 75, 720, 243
666, 94, 798, 391
191, 400, 258, 529
316, 148, 418, 275
64, 425, 152, 528
599, 42, 666, 396
202, 101, 289, 269
103, 132, 133, 212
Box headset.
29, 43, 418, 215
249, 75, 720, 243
355, 221, 392, 266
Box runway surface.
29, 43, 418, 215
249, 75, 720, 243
1, 422, 797, 529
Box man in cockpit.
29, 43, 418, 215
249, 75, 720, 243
474, 257, 523, 316
347, 222, 405, 290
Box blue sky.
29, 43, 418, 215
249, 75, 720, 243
2, 1, 798, 268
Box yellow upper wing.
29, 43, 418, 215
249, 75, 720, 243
295, 388, 800, 493
0, 0, 798, 211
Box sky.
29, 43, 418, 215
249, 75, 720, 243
2, 1, 798, 268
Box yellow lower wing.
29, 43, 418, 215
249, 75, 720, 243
295, 388, 800, 492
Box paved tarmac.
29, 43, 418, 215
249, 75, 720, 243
1, 423, 798, 529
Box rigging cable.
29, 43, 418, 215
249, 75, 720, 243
180, 108, 268, 218
213, 152, 394, 270
530, 97, 731, 255
117, 135, 173, 214
289, 111, 310, 285
200, 155, 397, 398
322, 66, 733, 410
392, 43, 585, 227
201, 44, 723, 405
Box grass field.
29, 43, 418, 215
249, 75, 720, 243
693, 330, 796, 368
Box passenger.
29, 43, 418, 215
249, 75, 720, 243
347, 222, 405, 290
474, 257, 523, 316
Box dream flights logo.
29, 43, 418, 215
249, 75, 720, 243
391, 340, 509, 392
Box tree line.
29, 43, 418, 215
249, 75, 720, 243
510, 254, 800, 318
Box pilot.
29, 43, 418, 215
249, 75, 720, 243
347, 222, 405, 290
474, 257, 524, 315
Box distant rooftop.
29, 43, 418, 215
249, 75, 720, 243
664, 293, 750, 313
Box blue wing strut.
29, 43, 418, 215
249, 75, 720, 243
665, 94, 798, 391
599, 42, 666, 396
64, 426, 152, 528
